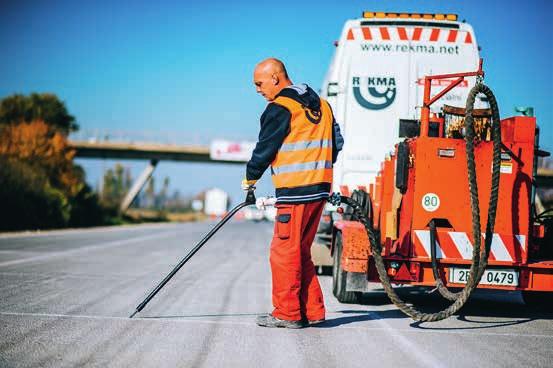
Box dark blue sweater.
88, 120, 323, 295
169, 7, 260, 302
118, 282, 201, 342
246, 84, 343, 203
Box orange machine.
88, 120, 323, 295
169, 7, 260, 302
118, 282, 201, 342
332, 61, 552, 306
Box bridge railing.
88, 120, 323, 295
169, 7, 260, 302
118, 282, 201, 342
69, 129, 255, 147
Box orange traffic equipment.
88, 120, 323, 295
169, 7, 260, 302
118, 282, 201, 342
330, 59, 553, 321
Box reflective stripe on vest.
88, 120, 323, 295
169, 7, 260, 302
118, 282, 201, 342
272, 160, 333, 175
270, 95, 333, 189
280, 139, 332, 152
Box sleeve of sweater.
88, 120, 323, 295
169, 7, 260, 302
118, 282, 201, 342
246, 103, 291, 181
332, 118, 344, 163
331, 111, 344, 164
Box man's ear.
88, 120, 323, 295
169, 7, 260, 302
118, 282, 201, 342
272, 73, 280, 85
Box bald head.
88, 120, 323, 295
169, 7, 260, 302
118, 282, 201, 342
255, 58, 289, 79
253, 58, 292, 101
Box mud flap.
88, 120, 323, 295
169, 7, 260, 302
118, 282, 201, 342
346, 271, 370, 292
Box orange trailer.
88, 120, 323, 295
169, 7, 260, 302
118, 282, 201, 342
331, 62, 552, 307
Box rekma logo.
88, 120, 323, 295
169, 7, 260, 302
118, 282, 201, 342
352, 76, 396, 110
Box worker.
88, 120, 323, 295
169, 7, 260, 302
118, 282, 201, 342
242, 58, 343, 328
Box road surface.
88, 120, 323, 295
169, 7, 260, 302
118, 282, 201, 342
1, 221, 552, 367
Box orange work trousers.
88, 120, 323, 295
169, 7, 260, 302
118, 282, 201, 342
270, 200, 326, 321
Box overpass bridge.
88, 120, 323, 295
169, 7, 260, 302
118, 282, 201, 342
71, 140, 242, 164
69, 134, 255, 212
69, 136, 553, 214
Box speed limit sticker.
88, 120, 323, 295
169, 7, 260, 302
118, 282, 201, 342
421, 193, 440, 212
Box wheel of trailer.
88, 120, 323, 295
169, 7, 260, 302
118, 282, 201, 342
522, 291, 553, 310
332, 232, 360, 304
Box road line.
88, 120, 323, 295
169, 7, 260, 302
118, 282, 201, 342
367, 311, 444, 367
0, 311, 254, 326
1, 311, 552, 339
0, 231, 175, 267
0, 222, 182, 239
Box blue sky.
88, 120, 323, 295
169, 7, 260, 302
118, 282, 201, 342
1, 0, 552, 203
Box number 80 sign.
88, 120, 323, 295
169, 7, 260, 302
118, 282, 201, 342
421, 193, 440, 212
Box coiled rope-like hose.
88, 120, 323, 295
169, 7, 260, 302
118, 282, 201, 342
336, 83, 502, 321
430, 84, 502, 302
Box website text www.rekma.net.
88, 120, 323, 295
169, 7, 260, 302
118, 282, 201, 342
361, 43, 460, 55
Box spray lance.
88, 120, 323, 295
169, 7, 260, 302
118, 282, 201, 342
129, 188, 281, 318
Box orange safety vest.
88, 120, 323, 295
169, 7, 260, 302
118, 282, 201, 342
270, 96, 334, 189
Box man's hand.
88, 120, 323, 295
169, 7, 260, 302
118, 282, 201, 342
241, 178, 257, 192
255, 196, 277, 210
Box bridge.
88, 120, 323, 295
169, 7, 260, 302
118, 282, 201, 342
69, 131, 255, 212
71, 141, 240, 164
69, 132, 553, 213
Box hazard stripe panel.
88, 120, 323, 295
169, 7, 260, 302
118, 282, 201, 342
347, 27, 473, 44
413, 231, 527, 262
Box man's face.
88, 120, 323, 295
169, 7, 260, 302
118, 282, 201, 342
253, 69, 278, 102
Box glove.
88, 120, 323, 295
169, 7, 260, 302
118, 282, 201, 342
255, 196, 276, 210
241, 178, 257, 191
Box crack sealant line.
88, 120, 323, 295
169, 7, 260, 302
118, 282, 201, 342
0, 311, 552, 339
0, 231, 176, 267
367, 311, 445, 367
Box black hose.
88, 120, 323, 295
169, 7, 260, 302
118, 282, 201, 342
338, 83, 502, 321
429, 220, 461, 301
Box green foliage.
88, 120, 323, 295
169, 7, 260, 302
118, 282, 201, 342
68, 184, 107, 228
0, 93, 78, 133
100, 164, 132, 210
0, 92, 111, 230
0, 158, 70, 230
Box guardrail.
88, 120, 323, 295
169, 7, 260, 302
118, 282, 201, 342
69, 129, 254, 147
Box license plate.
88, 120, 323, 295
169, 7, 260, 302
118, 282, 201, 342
449, 268, 519, 287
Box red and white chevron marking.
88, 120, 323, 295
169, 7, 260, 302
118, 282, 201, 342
346, 27, 473, 44
414, 230, 527, 262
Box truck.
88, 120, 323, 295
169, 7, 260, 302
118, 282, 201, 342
204, 188, 229, 218
313, 11, 485, 269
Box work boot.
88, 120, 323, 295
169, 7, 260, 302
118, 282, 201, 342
307, 318, 325, 326
256, 314, 306, 329
301, 317, 326, 326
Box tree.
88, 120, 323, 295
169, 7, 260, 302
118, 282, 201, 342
0, 93, 106, 230
145, 177, 155, 208
100, 163, 132, 210
0, 157, 70, 230
0, 93, 78, 133
0, 121, 107, 230
0, 120, 81, 196
157, 176, 170, 208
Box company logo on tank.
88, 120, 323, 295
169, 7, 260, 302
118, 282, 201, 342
352, 76, 396, 110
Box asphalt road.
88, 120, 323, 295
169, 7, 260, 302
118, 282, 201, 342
1, 221, 552, 368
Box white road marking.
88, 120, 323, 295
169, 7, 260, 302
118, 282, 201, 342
0, 231, 175, 267
1, 311, 551, 339
0, 222, 182, 239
